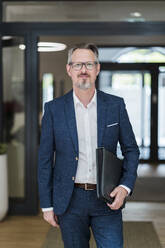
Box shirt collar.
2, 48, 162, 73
73, 89, 97, 108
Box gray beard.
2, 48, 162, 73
75, 80, 92, 90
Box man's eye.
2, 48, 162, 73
87, 63, 93, 68
87, 63, 93, 66
75, 63, 81, 67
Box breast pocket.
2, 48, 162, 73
106, 122, 119, 128
104, 123, 119, 141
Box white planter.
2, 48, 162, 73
0, 154, 8, 221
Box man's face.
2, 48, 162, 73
66, 48, 100, 90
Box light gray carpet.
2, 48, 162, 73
42, 221, 162, 248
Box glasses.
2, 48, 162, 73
69, 61, 98, 71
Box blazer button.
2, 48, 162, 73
75, 156, 78, 161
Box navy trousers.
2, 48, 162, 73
57, 187, 123, 248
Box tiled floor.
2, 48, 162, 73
0, 202, 165, 248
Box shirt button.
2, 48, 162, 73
75, 156, 78, 161
72, 176, 75, 181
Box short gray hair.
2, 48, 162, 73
67, 43, 99, 64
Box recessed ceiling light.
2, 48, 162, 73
19, 44, 26, 50
18, 42, 67, 52
38, 42, 67, 52
2, 36, 13, 40
130, 12, 142, 17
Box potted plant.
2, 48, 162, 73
0, 143, 8, 221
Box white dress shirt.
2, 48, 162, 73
73, 90, 97, 184
42, 90, 130, 212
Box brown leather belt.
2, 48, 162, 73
74, 183, 96, 190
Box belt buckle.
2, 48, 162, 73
85, 183, 93, 190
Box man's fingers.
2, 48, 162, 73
54, 214, 60, 227
54, 214, 59, 223
110, 186, 127, 200
44, 215, 60, 228
107, 186, 127, 210
47, 215, 59, 227
49, 218, 59, 228
107, 195, 122, 210
110, 188, 118, 197
43, 211, 60, 228
108, 196, 123, 210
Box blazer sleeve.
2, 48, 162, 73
118, 98, 140, 192
38, 102, 55, 208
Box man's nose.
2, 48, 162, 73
81, 64, 87, 73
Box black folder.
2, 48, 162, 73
96, 147, 123, 204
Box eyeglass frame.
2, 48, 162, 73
68, 61, 98, 71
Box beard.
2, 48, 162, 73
75, 80, 92, 90
74, 74, 93, 90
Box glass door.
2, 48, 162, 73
1, 34, 39, 214
2, 36, 25, 199
98, 68, 152, 161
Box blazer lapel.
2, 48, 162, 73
64, 90, 79, 154
97, 90, 107, 147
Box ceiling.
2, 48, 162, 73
3, 1, 165, 22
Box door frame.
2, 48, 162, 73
100, 62, 165, 163
1, 32, 39, 215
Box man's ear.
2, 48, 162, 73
96, 63, 100, 76
66, 64, 71, 77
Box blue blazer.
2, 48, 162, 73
38, 89, 140, 215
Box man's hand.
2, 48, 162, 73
107, 186, 128, 210
43, 210, 59, 228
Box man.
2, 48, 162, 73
38, 43, 140, 248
